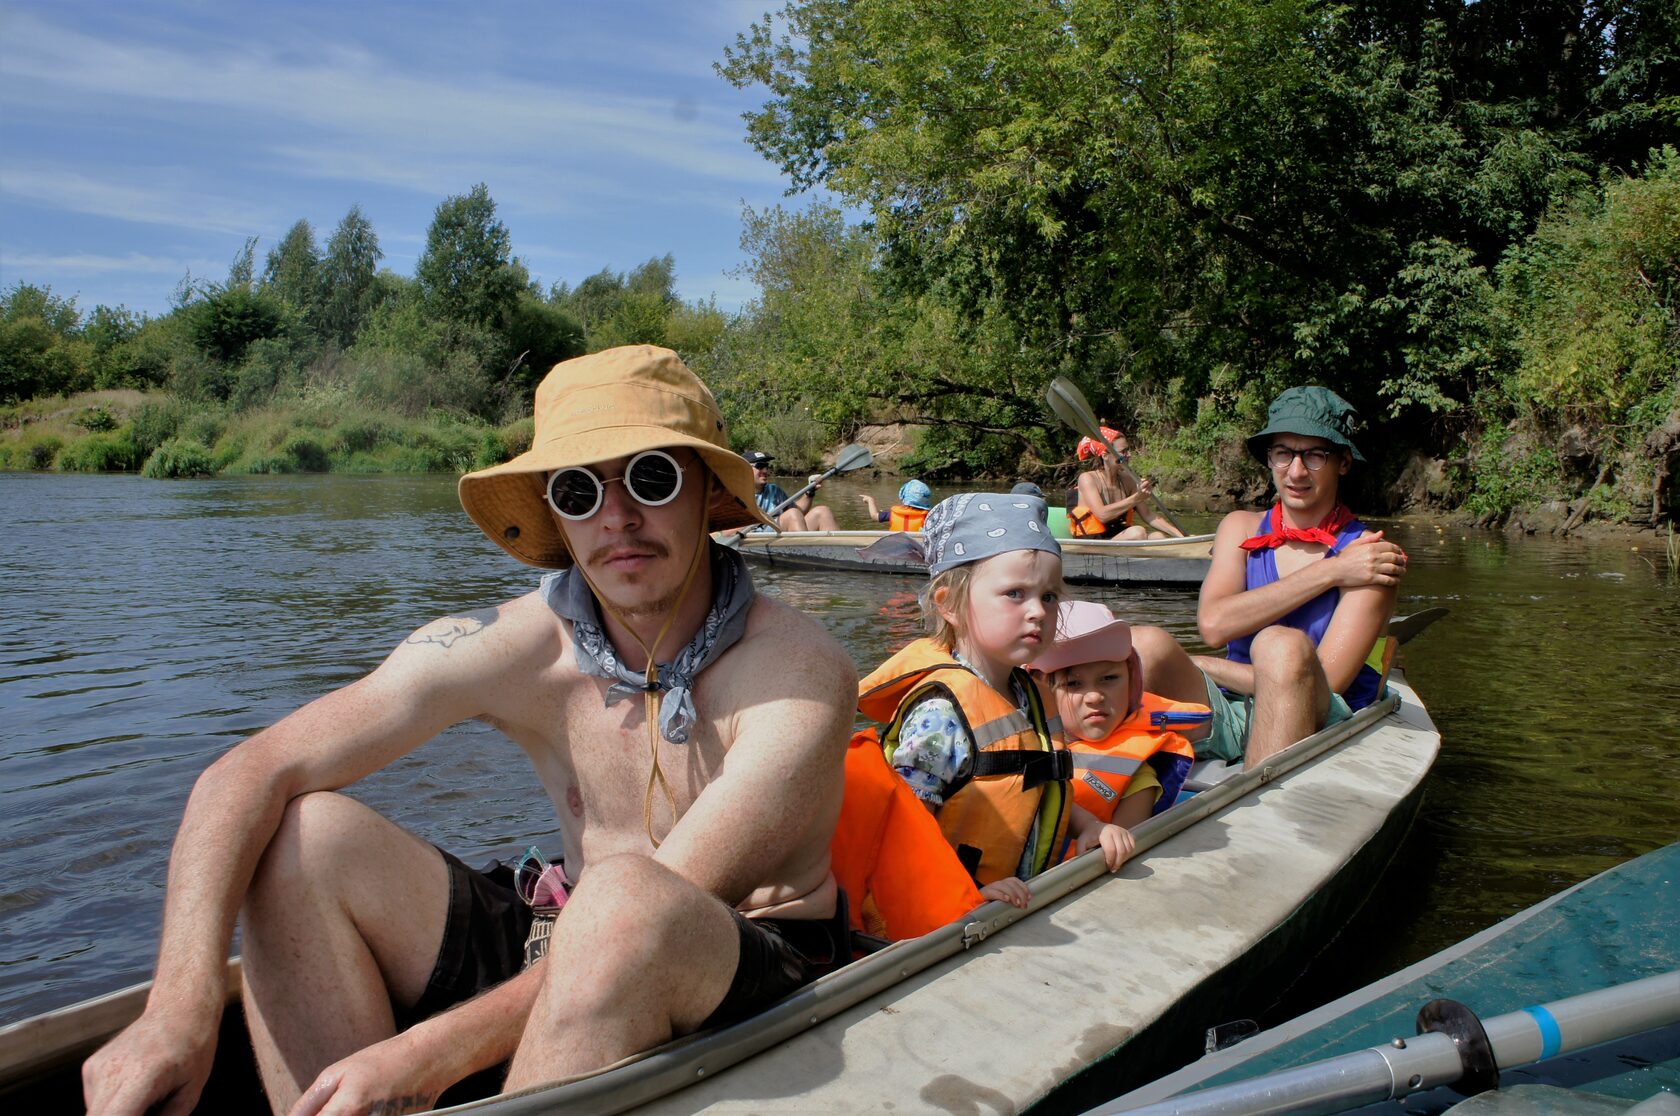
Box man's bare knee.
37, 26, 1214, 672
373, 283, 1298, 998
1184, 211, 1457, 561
247, 791, 370, 909
1249, 627, 1319, 686
1132, 626, 1201, 702
543, 856, 717, 1005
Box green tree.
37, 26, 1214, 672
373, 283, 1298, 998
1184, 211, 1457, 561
416, 183, 522, 333
0, 284, 87, 401
263, 219, 322, 323
320, 205, 384, 349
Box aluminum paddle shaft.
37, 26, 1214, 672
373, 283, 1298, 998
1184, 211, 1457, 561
1096, 970, 1680, 1116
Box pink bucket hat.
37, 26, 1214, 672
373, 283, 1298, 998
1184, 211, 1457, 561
1031, 600, 1144, 716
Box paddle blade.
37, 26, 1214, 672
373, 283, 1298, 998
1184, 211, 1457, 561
1046, 377, 1113, 450
834, 443, 874, 473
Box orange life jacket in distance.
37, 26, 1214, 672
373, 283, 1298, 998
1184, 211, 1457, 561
829, 731, 985, 941
888, 504, 928, 532
1065, 477, 1134, 538
1065, 693, 1208, 824
858, 638, 1073, 886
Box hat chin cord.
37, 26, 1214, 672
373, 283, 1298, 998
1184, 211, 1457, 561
558, 500, 711, 849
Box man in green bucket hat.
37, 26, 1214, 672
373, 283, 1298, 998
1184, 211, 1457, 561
1134, 386, 1408, 765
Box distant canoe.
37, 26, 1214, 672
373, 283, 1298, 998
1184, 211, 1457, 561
724, 529, 1216, 586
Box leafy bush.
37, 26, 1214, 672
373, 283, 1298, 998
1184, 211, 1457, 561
55, 430, 141, 472
141, 438, 215, 478
72, 405, 117, 432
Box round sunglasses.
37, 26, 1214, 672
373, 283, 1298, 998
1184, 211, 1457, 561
545, 449, 687, 520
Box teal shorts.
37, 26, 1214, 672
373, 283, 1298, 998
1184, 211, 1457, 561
1198, 672, 1354, 763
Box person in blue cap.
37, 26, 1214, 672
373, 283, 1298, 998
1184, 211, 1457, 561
742, 449, 839, 531
860, 478, 934, 531
1134, 386, 1408, 766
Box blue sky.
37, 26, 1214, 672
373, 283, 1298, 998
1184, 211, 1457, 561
0, 1, 825, 320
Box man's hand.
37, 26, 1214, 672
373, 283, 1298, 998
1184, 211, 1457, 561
1076, 823, 1137, 871
289, 1032, 442, 1116
1329, 531, 1408, 589
83, 1011, 217, 1116
978, 876, 1031, 908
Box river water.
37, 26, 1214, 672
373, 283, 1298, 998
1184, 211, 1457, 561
2, 471, 1677, 1038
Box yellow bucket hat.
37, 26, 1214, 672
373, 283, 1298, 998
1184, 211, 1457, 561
458, 345, 771, 567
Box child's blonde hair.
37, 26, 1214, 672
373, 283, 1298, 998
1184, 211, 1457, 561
920, 566, 972, 650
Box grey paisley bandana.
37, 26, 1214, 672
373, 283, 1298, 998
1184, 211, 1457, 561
540, 543, 755, 745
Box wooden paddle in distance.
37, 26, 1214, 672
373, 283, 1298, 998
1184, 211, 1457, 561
1045, 377, 1188, 536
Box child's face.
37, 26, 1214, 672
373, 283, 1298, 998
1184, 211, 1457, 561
1052, 659, 1133, 741
942, 549, 1061, 677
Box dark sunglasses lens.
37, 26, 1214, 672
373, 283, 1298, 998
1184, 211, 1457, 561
627, 453, 681, 506
550, 469, 602, 518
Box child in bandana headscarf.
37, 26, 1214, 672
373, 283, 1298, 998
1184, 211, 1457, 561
855, 494, 1133, 908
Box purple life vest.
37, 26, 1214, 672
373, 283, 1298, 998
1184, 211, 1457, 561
1225, 506, 1382, 710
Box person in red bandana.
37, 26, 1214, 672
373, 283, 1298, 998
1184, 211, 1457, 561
1133, 386, 1407, 765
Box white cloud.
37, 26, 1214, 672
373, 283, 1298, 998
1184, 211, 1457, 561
0, 165, 277, 236
2, 11, 781, 197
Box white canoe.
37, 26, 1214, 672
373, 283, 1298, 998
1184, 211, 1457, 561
725, 529, 1216, 586
0, 647, 1442, 1116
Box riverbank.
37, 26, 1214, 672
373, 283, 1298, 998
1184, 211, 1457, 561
5, 390, 1675, 542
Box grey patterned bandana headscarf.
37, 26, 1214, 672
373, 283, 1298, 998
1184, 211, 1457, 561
540, 543, 755, 744
920, 492, 1061, 575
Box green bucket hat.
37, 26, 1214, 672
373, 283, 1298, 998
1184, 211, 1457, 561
1246, 386, 1365, 464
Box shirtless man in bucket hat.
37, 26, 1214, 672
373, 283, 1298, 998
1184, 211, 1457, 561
1133, 386, 1407, 766
83, 346, 857, 1114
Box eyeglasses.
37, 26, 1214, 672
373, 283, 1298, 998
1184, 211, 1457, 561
751, 463, 770, 472
514, 846, 570, 910
1266, 445, 1336, 471
546, 449, 686, 520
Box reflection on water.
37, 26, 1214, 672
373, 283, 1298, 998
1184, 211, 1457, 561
1, 472, 1676, 1026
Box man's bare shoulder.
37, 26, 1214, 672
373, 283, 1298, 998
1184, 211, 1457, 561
1215, 508, 1265, 536
395, 589, 559, 666
733, 595, 857, 691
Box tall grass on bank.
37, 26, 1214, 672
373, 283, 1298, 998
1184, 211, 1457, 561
0, 389, 534, 479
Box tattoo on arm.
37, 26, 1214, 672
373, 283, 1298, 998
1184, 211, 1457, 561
405, 607, 499, 649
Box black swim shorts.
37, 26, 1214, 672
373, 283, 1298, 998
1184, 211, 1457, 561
401, 850, 533, 1029
404, 850, 846, 1035
700, 904, 848, 1030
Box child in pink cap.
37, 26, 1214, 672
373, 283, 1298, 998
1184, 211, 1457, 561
1031, 601, 1210, 854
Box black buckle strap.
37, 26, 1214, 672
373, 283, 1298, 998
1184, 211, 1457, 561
969, 748, 1074, 790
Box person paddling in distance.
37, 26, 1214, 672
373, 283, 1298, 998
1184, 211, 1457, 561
1067, 427, 1185, 540
859, 479, 933, 531
82, 346, 857, 1116
1029, 601, 1208, 844
1133, 386, 1407, 767
742, 449, 840, 531
855, 493, 1134, 912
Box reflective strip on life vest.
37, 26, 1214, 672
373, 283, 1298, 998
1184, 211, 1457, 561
1072, 753, 1146, 777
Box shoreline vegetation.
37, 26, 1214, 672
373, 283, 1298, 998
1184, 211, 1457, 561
5, 4, 1677, 532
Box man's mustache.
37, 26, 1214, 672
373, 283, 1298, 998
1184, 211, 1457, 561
585, 537, 671, 566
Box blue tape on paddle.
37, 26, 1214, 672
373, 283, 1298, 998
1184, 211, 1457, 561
1523, 1004, 1563, 1059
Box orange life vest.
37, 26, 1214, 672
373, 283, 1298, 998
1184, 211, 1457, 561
1064, 693, 1207, 824
858, 639, 1073, 886
1065, 477, 1135, 538
887, 504, 928, 532
829, 731, 985, 941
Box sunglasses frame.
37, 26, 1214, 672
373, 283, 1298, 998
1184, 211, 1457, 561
1266, 444, 1337, 472
545, 449, 686, 521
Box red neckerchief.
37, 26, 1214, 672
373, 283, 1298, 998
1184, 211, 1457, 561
1239, 503, 1354, 551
